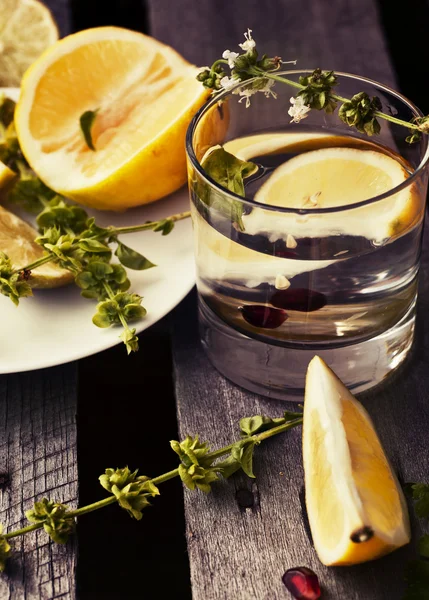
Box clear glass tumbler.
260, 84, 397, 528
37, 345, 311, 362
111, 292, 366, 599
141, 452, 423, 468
186, 71, 429, 400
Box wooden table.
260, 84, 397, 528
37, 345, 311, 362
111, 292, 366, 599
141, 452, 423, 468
1, 1, 429, 598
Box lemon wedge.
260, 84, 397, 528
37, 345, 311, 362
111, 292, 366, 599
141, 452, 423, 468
303, 356, 410, 566
15, 26, 209, 210
0, 205, 72, 288
243, 146, 420, 243
0, 0, 58, 87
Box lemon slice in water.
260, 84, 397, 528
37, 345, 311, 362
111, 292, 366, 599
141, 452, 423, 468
244, 146, 420, 243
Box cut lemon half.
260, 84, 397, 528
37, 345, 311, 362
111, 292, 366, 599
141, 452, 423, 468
0, 205, 72, 288
15, 27, 209, 210
303, 356, 410, 566
242, 146, 421, 243
0, 0, 58, 87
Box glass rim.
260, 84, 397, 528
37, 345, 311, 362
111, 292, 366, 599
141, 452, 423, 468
185, 69, 429, 215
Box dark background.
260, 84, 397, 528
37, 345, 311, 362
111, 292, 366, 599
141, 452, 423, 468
41, 1, 429, 598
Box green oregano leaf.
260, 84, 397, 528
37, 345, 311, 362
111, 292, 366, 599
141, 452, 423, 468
79, 108, 99, 151
78, 238, 111, 254
215, 455, 242, 479
152, 219, 175, 236
0, 525, 11, 572
92, 312, 112, 328
240, 443, 255, 478
283, 410, 304, 423
196, 147, 257, 231
409, 483, 429, 519
178, 463, 195, 490
240, 415, 287, 437
231, 440, 256, 478
115, 242, 156, 270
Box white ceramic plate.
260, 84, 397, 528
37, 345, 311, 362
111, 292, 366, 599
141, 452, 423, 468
0, 89, 195, 373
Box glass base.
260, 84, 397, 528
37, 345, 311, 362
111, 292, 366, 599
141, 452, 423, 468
198, 297, 416, 401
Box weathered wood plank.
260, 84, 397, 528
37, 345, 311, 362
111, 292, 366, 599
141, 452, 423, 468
150, 1, 429, 598
0, 364, 78, 600
0, 3, 78, 597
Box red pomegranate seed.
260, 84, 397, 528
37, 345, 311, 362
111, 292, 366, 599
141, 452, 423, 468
240, 305, 288, 329
274, 249, 297, 259
282, 567, 321, 599
271, 288, 327, 312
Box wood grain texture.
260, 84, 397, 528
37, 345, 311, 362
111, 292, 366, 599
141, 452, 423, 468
149, 0, 429, 598
0, 364, 78, 600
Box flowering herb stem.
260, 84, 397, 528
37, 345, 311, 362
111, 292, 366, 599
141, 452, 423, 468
251, 68, 420, 131
111, 211, 191, 236
198, 29, 426, 139
0, 413, 302, 553
12, 254, 53, 274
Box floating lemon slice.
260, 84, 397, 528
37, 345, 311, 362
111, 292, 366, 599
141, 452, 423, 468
0, 0, 58, 87
0, 205, 72, 288
15, 26, 209, 210
303, 356, 410, 566
224, 131, 331, 160
193, 211, 332, 287
244, 146, 420, 243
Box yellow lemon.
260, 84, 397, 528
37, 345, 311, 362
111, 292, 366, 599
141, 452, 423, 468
303, 356, 410, 566
0, 0, 58, 87
15, 26, 209, 210
0, 205, 72, 288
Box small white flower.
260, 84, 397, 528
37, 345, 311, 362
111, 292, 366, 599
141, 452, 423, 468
309, 191, 321, 206
259, 79, 277, 100
220, 76, 237, 91
222, 50, 239, 68
288, 96, 311, 123
275, 274, 291, 290
237, 88, 256, 108
286, 234, 297, 249
239, 28, 256, 52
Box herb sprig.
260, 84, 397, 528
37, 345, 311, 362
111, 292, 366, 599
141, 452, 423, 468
0, 96, 191, 353
198, 29, 429, 142
0, 409, 303, 572
404, 483, 429, 599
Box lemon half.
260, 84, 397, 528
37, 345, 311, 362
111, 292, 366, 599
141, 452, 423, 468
15, 26, 209, 210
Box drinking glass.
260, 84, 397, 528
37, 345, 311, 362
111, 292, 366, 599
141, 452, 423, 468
185, 71, 429, 400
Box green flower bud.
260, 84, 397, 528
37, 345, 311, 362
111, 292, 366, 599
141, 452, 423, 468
0, 525, 11, 572
338, 92, 382, 136
196, 69, 210, 82
26, 498, 75, 544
